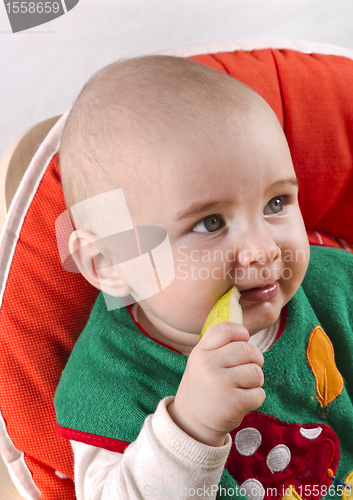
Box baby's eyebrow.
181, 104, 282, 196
270, 177, 299, 189
173, 200, 227, 222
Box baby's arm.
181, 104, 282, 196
72, 397, 231, 500
168, 322, 266, 447
73, 322, 264, 499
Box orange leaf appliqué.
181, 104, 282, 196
306, 325, 343, 408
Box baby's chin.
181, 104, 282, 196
243, 303, 282, 336
248, 320, 277, 336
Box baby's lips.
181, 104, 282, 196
239, 282, 279, 302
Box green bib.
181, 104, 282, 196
55, 246, 353, 500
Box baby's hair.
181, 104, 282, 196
59, 55, 260, 232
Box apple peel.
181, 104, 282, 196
200, 285, 243, 338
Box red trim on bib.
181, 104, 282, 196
276, 305, 288, 342
126, 302, 183, 355
55, 424, 131, 453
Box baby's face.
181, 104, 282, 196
124, 104, 310, 338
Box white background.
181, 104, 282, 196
1, 0, 353, 160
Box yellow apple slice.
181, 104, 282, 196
200, 285, 243, 338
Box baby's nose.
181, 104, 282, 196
236, 238, 280, 267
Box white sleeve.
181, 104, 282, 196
72, 396, 232, 500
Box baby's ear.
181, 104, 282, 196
68, 230, 131, 297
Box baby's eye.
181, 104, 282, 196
264, 197, 283, 215
192, 214, 224, 233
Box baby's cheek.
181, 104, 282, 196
280, 259, 306, 304
281, 231, 310, 291
293, 239, 310, 284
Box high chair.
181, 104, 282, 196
1, 39, 353, 500
0, 116, 60, 500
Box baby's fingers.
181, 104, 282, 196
233, 387, 266, 416
200, 322, 249, 350
221, 341, 264, 369
229, 363, 264, 389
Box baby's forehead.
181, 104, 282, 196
71, 56, 271, 176
64, 56, 284, 229
100, 95, 281, 192
83, 57, 260, 127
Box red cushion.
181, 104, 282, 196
0, 154, 98, 499
1, 48, 353, 499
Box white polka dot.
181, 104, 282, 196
266, 444, 291, 473
55, 470, 68, 479
300, 426, 322, 440
241, 478, 265, 500
234, 427, 262, 456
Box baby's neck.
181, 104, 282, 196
131, 304, 281, 355
132, 303, 199, 355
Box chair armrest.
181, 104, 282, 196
0, 115, 61, 234
0, 454, 25, 500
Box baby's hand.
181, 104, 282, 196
168, 323, 265, 447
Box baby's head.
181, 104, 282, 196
60, 55, 309, 343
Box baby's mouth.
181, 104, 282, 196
239, 281, 279, 302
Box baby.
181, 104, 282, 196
55, 55, 353, 500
